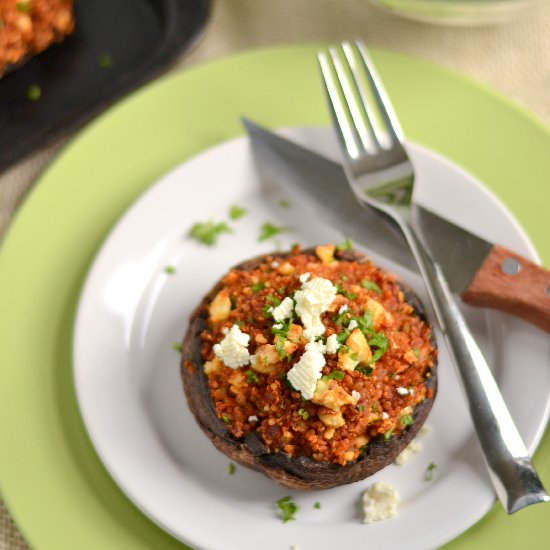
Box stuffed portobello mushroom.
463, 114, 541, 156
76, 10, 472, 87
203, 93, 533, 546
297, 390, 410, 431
180, 245, 437, 490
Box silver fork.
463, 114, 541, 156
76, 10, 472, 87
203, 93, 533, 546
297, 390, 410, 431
318, 40, 548, 514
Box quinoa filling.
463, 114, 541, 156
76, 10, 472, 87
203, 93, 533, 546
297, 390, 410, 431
197, 245, 437, 466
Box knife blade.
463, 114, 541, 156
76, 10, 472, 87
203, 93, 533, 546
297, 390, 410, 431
243, 118, 550, 333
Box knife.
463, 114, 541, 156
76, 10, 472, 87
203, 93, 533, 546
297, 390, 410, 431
243, 119, 550, 334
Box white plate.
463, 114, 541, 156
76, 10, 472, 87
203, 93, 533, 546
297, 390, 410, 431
73, 127, 550, 550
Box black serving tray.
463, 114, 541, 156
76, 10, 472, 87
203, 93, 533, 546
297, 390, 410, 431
0, 0, 210, 172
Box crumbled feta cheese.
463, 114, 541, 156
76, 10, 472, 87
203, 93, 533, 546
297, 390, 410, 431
273, 323, 283, 330
394, 439, 423, 465
305, 340, 327, 354
381, 411, 389, 420
395, 374, 400, 380
287, 347, 326, 400
271, 261, 280, 268
294, 277, 337, 340
272, 296, 294, 321
338, 304, 349, 314
351, 390, 361, 401
326, 333, 341, 354
248, 415, 258, 423
267, 306, 274, 313
213, 324, 251, 368
396, 387, 409, 396
362, 482, 399, 524
299, 272, 311, 283
222, 326, 229, 335
348, 319, 358, 330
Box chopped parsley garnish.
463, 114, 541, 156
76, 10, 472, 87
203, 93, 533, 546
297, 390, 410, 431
383, 428, 394, 440
361, 279, 382, 293
335, 283, 357, 300
251, 282, 266, 293
228, 463, 236, 475
322, 370, 345, 381
426, 462, 437, 481
277, 286, 287, 294
412, 347, 420, 357
297, 408, 309, 420
389, 372, 396, 378
340, 274, 348, 281
165, 266, 176, 275
356, 365, 373, 377
221, 414, 230, 424
401, 414, 414, 427
276, 496, 299, 523
99, 54, 113, 69
229, 205, 247, 220
230, 295, 237, 309
16, 1, 31, 13
258, 222, 287, 241
313, 501, 321, 509
336, 238, 353, 251
358, 405, 365, 413
367, 332, 389, 363
189, 220, 231, 246
26, 83, 41, 102
172, 342, 183, 353
371, 402, 377, 412
336, 328, 350, 344
278, 198, 291, 208
274, 334, 288, 359
245, 370, 259, 384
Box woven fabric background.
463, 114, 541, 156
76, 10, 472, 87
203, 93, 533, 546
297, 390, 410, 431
1, 0, 549, 547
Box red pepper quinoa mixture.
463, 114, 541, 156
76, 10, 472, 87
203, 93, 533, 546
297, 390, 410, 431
197, 245, 437, 466
0, 0, 74, 77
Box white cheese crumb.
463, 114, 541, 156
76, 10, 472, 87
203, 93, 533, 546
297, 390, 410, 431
395, 374, 400, 380
273, 323, 283, 330
325, 333, 341, 354
381, 411, 389, 420
362, 482, 399, 524
221, 327, 229, 335
299, 272, 311, 283
267, 306, 274, 313
287, 347, 326, 400
294, 277, 337, 340
351, 390, 361, 401
394, 439, 423, 465
348, 319, 358, 330
338, 304, 349, 314
272, 296, 294, 321
271, 261, 280, 268
396, 387, 409, 396
305, 340, 327, 354
212, 324, 251, 369
248, 415, 258, 423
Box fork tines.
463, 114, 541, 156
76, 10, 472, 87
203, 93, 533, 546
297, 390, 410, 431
317, 41, 404, 159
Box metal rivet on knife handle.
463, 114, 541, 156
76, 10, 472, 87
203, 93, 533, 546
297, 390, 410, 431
502, 258, 521, 275
463, 244, 550, 333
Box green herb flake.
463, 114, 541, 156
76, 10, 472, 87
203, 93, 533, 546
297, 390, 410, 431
389, 372, 396, 378
258, 222, 287, 241
189, 221, 231, 246
426, 462, 437, 481
278, 198, 291, 209
99, 53, 113, 69
383, 428, 394, 441
371, 402, 377, 412
277, 286, 287, 294
400, 414, 414, 427
16, 1, 31, 13
297, 408, 309, 420
356, 365, 374, 377
340, 274, 348, 281
412, 347, 420, 358
276, 496, 299, 523
274, 334, 288, 359
229, 204, 247, 220
221, 414, 230, 424
336, 238, 353, 251
322, 370, 345, 381
358, 405, 365, 413
164, 266, 176, 275
246, 370, 259, 384
26, 83, 41, 102
313, 501, 321, 510
228, 463, 236, 475
361, 279, 382, 293
335, 283, 357, 300
368, 332, 389, 363
251, 282, 266, 293
172, 342, 183, 353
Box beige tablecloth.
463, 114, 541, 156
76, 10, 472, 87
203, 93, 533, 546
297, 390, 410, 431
1, 0, 550, 547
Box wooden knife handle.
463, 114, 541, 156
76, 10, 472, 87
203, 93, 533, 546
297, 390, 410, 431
462, 244, 550, 333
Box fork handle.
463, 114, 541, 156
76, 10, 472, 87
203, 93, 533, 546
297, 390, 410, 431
401, 222, 549, 514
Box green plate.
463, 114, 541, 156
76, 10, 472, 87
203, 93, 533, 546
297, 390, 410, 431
0, 45, 549, 550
